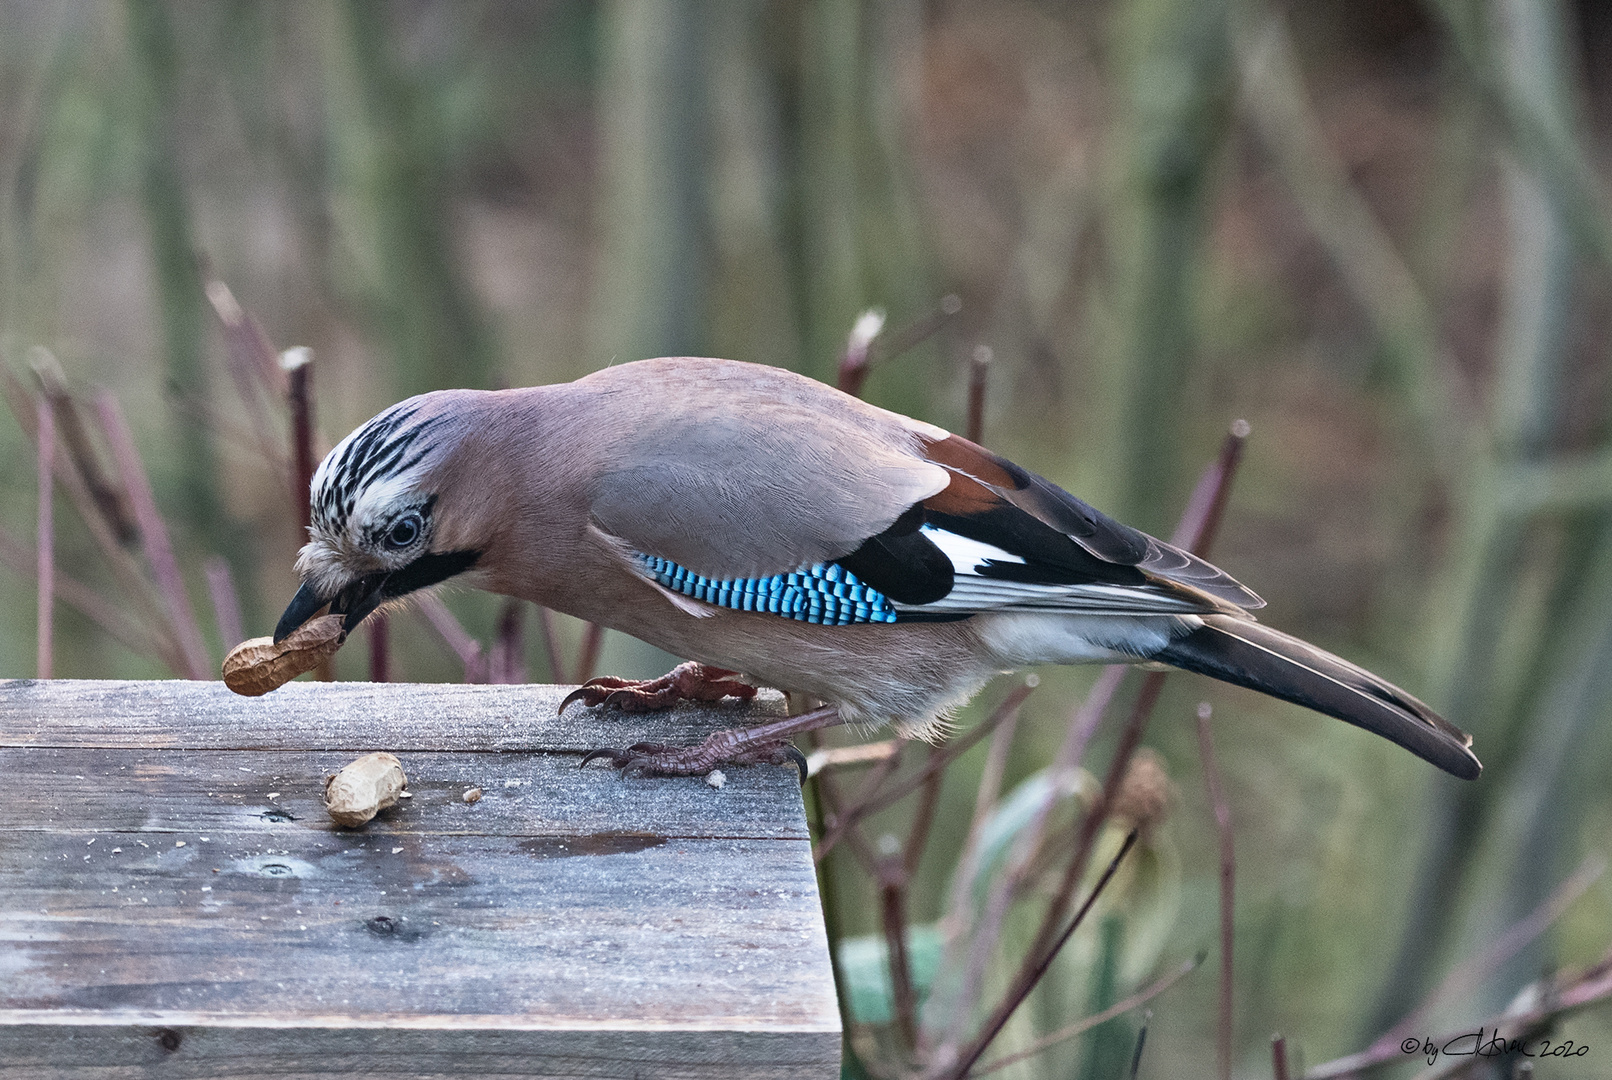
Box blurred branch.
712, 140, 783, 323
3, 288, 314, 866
1271, 1035, 1291, 1080
415, 593, 487, 683
814, 682, 1036, 862
535, 606, 568, 684
1233, 4, 1475, 467
2, 364, 187, 673
1311, 949, 1612, 1079
1196, 702, 1235, 1080
838, 309, 886, 396
965, 346, 989, 445
0, 525, 158, 659
30, 352, 138, 546
204, 276, 288, 474
935, 422, 1249, 1053
972, 956, 1201, 1078
574, 621, 605, 684
838, 298, 964, 398
1313, 853, 1606, 1078
937, 831, 1140, 1080
202, 556, 244, 651
36, 394, 54, 679
368, 614, 390, 683
93, 390, 211, 679
806, 740, 901, 778
490, 598, 527, 685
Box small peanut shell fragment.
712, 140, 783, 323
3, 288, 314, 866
324, 752, 407, 828
223, 615, 347, 696
462, 787, 483, 804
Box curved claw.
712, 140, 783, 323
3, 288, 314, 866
579, 746, 629, 769
560, 677, 627, 714
783, 743, 809, 785
559, 687, 595, 714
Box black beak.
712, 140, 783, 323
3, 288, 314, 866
273, 550, 481, 644
274, 574, 390, 643
274, 580, 330, 643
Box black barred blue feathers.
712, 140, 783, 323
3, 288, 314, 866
638, 554, 898, 625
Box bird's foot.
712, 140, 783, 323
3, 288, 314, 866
558, 661, 757, 714
578, 703, 844, 784
581, 735, 809, 782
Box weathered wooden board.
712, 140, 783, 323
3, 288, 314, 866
0, 679, 840, 1079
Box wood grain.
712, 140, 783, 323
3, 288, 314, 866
0, 679, 788, 751
0, 680, 839, 1078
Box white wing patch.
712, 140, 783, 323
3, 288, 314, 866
896, 525, 1211, 617
920, 525, 1024, 570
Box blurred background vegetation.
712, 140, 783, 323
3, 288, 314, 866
4, 0, 1612, 1076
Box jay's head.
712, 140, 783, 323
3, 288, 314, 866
274, 393, 486, 643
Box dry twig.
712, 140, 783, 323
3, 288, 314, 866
1197, 701, 1235, 1080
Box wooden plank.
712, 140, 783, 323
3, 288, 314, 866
0, 679, 781, 751
0, 748, 808, 840
0, 1025, 833, 1080
0, 680, 840, 1078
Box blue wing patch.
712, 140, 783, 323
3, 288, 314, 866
637, 554, 898, 625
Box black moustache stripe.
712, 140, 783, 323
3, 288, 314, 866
382, 549, 482, 598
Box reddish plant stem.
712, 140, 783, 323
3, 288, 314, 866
574, 621, 604, 684
284, 348, 316, 531
1271, 1035, 1291, 1080
934, 682, 1161, 1080
369, 613, 390, 683
1196, 702, 1235, 1080
282, 347, 330, 680
202, 555, 244, 649
36, 395, 54, 679
94, 392, 211, 679
837, 295, 963, 397
493, 599, 527, 684
940, 420, 1253, 1060
879, 866, 921, 1053
32, 356, 138, 545
2, 369, 185, 672
417, 593, 487, 683
966, 345, 990, 444
904, 745, 945, 881
1319, 853, 1606, 1078
837, 311, 884, 397
204, 278, 287, 470
974, 957, 1199, 1077
814, 742, 893, 875
944, 831, 1140, 1080
0, 524, 154, 654
535, 607, 568, 683
1170, 419, 1249, 554
814, 683, 1035, 862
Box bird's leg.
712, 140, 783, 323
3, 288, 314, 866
558, 661, 758, 713
580, 704, 844, 782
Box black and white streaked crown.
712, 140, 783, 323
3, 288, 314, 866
311, 401, 450, 534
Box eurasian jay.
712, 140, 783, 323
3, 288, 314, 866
273, 356, 1480, 780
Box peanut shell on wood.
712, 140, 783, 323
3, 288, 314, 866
324, 752, 407, 828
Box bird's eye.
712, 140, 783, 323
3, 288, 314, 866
385, 513, 422, 550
